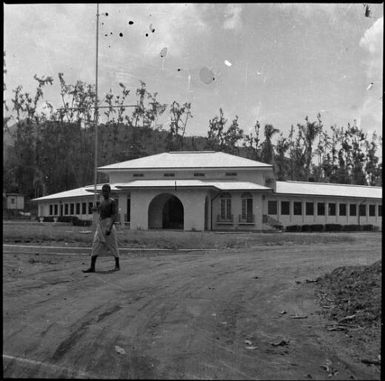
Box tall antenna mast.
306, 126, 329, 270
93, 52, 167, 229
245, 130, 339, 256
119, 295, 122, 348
93, 3, 100, 215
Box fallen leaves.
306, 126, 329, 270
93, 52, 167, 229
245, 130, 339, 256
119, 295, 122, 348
360, 358, 381, 366
320, 359, 338, 377
244, 339, 258, 350
270, 339, 290, 347
289, 314, 308, 319
114, 345, 126, 355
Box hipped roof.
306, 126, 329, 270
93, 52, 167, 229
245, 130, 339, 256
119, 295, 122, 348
98, 151, 272, 171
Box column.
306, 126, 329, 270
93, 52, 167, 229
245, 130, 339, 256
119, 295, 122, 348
118, 192, 128, 225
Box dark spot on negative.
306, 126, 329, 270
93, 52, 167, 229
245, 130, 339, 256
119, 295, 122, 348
119, 32, 123, 37
145, 33, 149, 37
129, 21, 134, 25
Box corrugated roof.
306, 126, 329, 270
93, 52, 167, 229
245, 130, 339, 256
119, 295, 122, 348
31, 184, 120, 202
276, 181, 382, 199
32, 180, 382, 202
110, 180, 271, 191
98, 151, 272, 170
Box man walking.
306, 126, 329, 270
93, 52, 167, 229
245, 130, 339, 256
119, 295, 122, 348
83, 184, 120, 273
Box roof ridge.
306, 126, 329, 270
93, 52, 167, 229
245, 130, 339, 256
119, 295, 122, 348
280, 180, 382, 188
167, 151, 216, 154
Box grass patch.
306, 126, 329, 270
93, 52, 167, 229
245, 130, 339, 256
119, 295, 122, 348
2, 221, 369, 249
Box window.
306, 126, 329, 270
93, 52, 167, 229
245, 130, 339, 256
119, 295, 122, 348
82, 202, 87, 214
164, 173, 175, 177
133, 173, 144, 177
54, 204, 58, 215
359, 204, 366, 217
328, 203, 336, 216
268, 200, 277, 215
11, 198, 15, 204
49, 205, 53, 215
194, 173, 205, 177
379, 205, 382, 217
126, 198, 131, 222
281, 201, 290, 215
306, 202, 314, 216
293, 202, 302, 215
241, 192, 253, 222
349, 204, 357, 216
369, 205, 375, 217
76, 203, 80, 214
64, 204, 69, 215
339, 203, 346, 216
220, 193, 232, 220
317, 202, 325, 216
70, 203, 74, 215
88, 202, 93, 214
225, 172, 237, 177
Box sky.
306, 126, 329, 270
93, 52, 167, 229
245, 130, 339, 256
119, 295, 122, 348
3, 3, 383, 139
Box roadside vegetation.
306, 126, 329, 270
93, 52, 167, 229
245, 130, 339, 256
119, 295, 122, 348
3, 221, 377, 249
315, 260, 381, 367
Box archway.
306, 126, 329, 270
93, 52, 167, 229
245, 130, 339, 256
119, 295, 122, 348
148, 194, 184, 230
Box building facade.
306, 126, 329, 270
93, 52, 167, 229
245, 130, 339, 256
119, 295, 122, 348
32, 151, 382, 231
5, 193, 25, 210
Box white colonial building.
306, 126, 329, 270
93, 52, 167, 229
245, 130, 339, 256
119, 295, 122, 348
32, 151, 382, 231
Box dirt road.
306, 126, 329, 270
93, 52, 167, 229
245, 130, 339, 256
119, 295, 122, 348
3, 238, 381, 379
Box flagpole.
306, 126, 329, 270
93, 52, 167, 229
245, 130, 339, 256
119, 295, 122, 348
93, 3, 100, 224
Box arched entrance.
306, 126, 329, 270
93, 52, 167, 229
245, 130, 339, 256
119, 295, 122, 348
148, 194, 184, 230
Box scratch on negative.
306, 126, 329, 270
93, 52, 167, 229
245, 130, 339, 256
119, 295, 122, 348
94, 275, 127, 291
3, 354, 92, 378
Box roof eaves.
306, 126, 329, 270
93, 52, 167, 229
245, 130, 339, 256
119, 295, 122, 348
273, 191, 381, 199
98, 166, 273, 171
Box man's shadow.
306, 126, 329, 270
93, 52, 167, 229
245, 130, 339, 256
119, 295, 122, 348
95, 269, 117, 274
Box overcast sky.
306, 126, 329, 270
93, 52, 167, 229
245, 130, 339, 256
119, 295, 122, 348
3, 3, 383, 138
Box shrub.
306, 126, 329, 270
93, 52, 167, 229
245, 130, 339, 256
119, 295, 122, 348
286, 225, 301, 232
58, 216, 75, 223
72, 217, 92, 226
38, 216, 54, 222
310, 224, 324, 232
362, 224, 374, 231
342, 224, 363, 232
301, 224, 311, 232
325, 224, 343, 232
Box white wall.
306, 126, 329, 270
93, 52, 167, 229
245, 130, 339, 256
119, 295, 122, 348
7, 195, 24, 210
37, 196, 95, 220
130, 188, 208, 231
118, 193, 129, 224
107, 168, 274, 186
266, 195, 382, 228
211, 191, 264, 230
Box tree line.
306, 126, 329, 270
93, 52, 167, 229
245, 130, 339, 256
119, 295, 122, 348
3, 71, 382, 202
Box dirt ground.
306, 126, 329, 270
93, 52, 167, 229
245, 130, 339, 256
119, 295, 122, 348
3, 236, 381, 379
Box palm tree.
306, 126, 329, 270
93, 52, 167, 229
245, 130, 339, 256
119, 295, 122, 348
260, 124, 279, 164
299, 114, 323, 180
